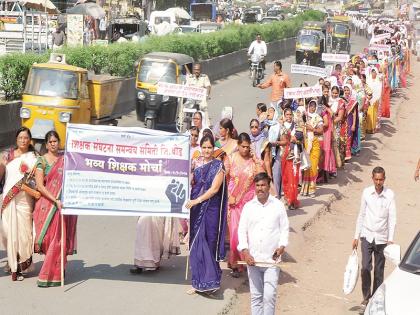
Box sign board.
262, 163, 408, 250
284, 85, 322, 99
62, 124, 190, 218
321, 53, 350, 63
157, 82, 206, 101
67, 14, 84, 47
370, 33, 391, 43
368, 44, 390, 52
290, 64, 329, 77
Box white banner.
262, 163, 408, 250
62, 124, 190, 218
157, 82, 206, 101
368, 44, 390, 52
379, 26, 394, 34
371, 33, 391, 43
290, 64, 329, 77
284, 86, 322, 99
321, 53, 350, 63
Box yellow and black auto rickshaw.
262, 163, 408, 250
21, 53, 135, 150
296, 23, 326, 66
135, 52, 194, 130
330, 16, 351, 53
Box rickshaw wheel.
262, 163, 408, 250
146, 119, 155, 130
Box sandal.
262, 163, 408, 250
129, 267, 143, 274
11, 272, 24, 281
186, 288, 197, 295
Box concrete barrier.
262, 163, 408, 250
202, 37, 296, 81
0, 101, 21, 149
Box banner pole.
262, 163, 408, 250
61, 212, 64, 287
185, 221, 190, 281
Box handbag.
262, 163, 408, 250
343, 250, 359, 295
21, 167, 41, 200
300, 150, 311, 171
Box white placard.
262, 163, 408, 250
291, 64, 329, 77
284, 86, 322, 99
370, 33, 391, 43
368, 44, 390, 52
322, 53, 350, 63
157, 82, 206, 101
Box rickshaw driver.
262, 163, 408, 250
38, 75, 66, 97
186, 63, 211, 125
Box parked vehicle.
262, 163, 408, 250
331, 22, 351, 53
20, 53, 135, 150
249, 53, 264, 87
135, 52, 194, 130
260, 17, 281, 24
196, 22, 221, 33
364, 231, 420, 315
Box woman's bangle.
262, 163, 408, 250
197, 197, 203, 204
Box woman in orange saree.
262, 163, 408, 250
225, 133, 262, 278
33, 131, 77, 287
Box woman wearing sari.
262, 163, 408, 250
318, 88, 337, 182
281, 108, 300, 210
343, 84, 360, 160
249, 119, 271, 179
225, 133, 263, 278
33, 131, 77, 287
0, 127, 38, 281
215, 118, 237, 157
186, 135, 227, 294
301, 100, 324, 197
329, 86, 346, 170
364, 87, 379, 134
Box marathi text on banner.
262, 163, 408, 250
321, 53, 350, 63
290, 64, 329, 77
62, 124, 190, 218
157, 82, 206, 101
284, 86, 322, 99
370, 33, 391, 43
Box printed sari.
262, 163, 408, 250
344, 96, 360, 159
189, 159, 227, 292
1, 150, 37, 273
226, 153, 260, 270
281, 128, 300, 208
321, 109, 336, 173
365, 100, 379, 134
301, 114, 323, 196
330, 97, 345, 168
33, 155, 77, 287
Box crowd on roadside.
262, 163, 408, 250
129, 19, 412, 312
0, 14, 413, 315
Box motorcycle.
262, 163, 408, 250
249, 53, 264, 87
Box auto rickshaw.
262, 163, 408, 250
296, 26, 326, 66
331, 21, 351, 53
242, 9, 258, 24
20, 53, 136, 150
135, 52, 194, 130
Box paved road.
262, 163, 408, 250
0, 34, 368, 315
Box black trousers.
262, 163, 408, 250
361, 238, 386, 301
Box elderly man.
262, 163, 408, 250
186, 64, 211, 125
238, 172, 289, 315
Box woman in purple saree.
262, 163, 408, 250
186, 135, 227, 294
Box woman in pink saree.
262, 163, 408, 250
225, 133, 262, 278
33, 131, 77, 287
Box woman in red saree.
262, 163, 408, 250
281, 108, 300, 210
33, 131, 77, 287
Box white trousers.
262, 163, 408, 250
247, 266, 280, 315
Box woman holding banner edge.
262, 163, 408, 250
33, 130, 77, 287
185, 134, 227, 295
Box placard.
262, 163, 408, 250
290, 64, 329, 77
322, 53, 350, 63
62, 124, 190, 218
284, 86, 322, 99
157, 82, 206, 101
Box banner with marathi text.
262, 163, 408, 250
62, 124, 190, 218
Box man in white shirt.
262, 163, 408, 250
238, 172, 289, 315
248, 34, 267, 71
352, 166, 396, 311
